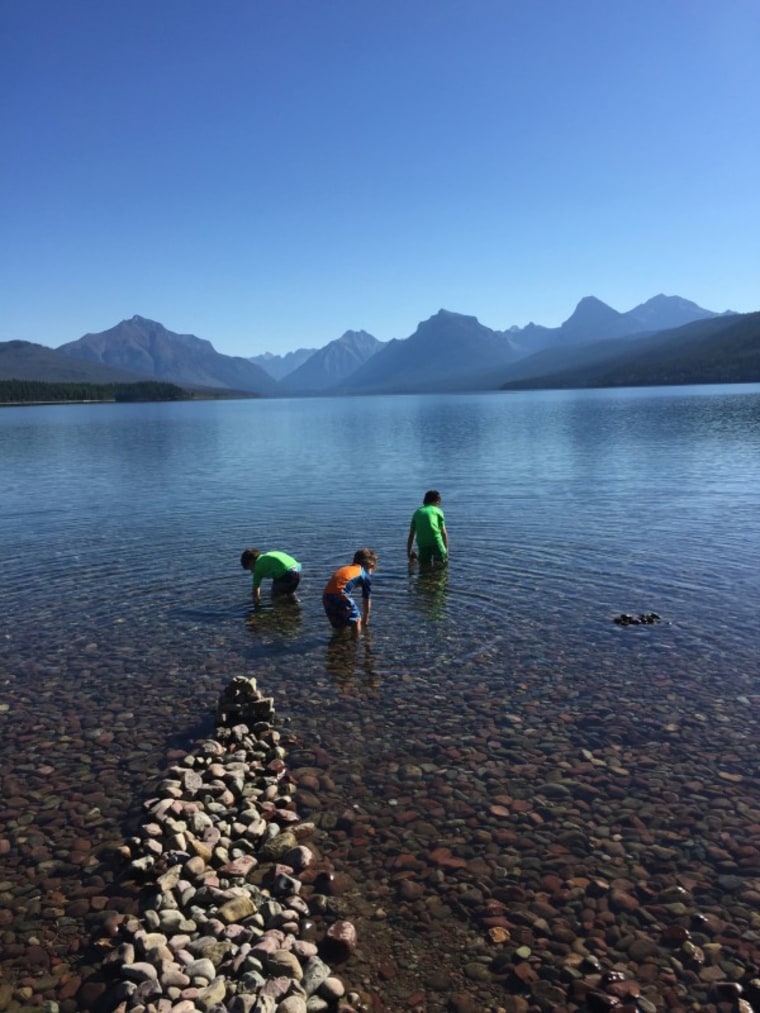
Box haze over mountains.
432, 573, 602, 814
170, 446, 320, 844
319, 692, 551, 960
2, 294, 758, 396
249, 347, 316, 381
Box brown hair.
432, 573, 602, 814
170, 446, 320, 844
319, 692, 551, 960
353, 547, 378, 570
240, 548, 262, 569
423, 489, 442, 505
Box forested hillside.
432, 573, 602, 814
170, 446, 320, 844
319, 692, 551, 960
0, 379, 186, 403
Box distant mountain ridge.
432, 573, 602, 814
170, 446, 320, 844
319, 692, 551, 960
58, 315, 278, 394
505, 294, 729, 357
0, 339, 156, 384
500, 311, 760, 390
340, 310, 519, 393
281, 330, 384, 392
1, 293, 750, 396
250, 346, 316, 380
332, 295, 731, 394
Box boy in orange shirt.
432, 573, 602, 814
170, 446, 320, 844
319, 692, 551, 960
322, 548, 377, 633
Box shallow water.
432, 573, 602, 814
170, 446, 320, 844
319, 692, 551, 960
1, 386, 760, 1010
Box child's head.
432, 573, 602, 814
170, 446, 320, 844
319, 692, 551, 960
423, 489, 442, 505
353, 547, 378, 571
240, 548, 262, 571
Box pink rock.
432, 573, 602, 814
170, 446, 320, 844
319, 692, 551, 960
324, 920, 358, 961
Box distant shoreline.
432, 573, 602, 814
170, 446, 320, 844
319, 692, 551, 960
0, 378, 261, 407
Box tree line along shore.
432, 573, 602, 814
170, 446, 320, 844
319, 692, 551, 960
0, 379, 259, 405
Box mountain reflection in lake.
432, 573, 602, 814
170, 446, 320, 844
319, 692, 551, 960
1, 387, 759, 1011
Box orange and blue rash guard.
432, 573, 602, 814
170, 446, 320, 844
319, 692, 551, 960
323, 564, 372, 599
322, 564, 372, 628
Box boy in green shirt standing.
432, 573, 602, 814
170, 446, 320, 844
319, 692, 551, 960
407, 490, 449, 567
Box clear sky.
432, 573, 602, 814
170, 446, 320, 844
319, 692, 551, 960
2, 0, 759, 357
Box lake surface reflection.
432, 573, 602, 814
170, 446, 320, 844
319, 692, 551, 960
1, 386, 760, 1010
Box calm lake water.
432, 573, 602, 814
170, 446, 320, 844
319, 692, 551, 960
3, 386, 760, 671
2, 385, 760, 1009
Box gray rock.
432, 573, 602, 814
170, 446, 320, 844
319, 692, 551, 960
186, 956, 217, 982
301, 955, 331, 995
121, 960, 159, 983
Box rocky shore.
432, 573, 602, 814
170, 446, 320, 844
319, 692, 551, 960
87, 675, 362, 1013
3, 625, 760, 1013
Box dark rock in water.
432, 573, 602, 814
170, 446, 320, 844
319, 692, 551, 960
322, 920, 358, 962
613, 611, 662, 625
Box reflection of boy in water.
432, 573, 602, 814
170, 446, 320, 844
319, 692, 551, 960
326, 630, 379, 693
411, 563, 449, 621
407, 490, 448, 566
322, 548, 377, 634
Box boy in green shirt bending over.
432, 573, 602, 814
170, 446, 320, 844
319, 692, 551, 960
241, 548, 302, 604
407, 489, 449, 567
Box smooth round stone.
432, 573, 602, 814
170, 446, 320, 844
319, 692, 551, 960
121, 961, 158, 983
185, 956, 217, 982
217, 895, 256, 923
277, 997, 308, 1013
318, 975, 346, 1000
161, 966, 190, 988
266, 948, 303, 981
463, 962, 492, 983
198, 976, 227, 1006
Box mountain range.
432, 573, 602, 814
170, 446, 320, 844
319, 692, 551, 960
280, 330, 384, 393
57, 315, 280, 394
2, 294, 758, 396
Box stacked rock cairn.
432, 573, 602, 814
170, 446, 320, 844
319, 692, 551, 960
100, 675, 359, 1013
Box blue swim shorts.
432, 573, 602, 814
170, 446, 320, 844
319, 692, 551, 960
322, 592, 360, 628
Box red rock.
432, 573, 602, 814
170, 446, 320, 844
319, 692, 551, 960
398, 880, 425, 901
661, 924, 690, 945
405, 991, 426, 1007
58, 976, 83, 1000
395, 810, 419, 824
512, 961, 538, 985
607, 979, 641, 1000
429, 847, 467, 869
391, 852, 419, 870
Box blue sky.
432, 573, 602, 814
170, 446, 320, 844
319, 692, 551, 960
2, 0, 759, 356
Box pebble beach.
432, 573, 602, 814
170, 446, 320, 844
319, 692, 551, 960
2, 613, 760, 1013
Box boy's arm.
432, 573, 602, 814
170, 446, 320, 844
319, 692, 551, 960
406, 523, 415, 558
362, 572, 372, 626
442, 523, 449, 553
